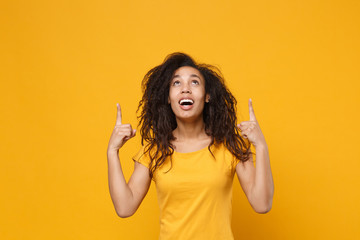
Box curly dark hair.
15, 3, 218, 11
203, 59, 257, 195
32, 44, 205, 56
136, 52, 253, 179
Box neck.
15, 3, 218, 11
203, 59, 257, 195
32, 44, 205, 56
173, 117, 207, 141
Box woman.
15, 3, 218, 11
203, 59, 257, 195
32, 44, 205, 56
107, 52, 274, 239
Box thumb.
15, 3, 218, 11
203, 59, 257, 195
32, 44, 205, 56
131, 129, 137, 137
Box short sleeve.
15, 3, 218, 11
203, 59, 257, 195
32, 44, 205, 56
230, 153, 241, 174
132, 145, 151, 169
219, 144, 239, 174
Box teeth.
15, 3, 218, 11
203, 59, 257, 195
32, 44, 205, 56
180, 99, 194, 105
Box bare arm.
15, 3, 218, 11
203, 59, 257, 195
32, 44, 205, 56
107, 103, 151, 218
236, 99, 274, 213
249, 144, 273, 213
235, 145, 274, 213
107, 149, 151, 218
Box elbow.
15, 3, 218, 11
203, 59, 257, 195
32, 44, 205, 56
254, 200, 273, 214
250, 195, 273, 214
252, 188, 274, 214
255, 205, 272, 214
115, 207, 135, 218
117, 212, 133, 218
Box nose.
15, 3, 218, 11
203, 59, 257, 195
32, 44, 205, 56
181, 89, 191, 94
181, 83, 192, 94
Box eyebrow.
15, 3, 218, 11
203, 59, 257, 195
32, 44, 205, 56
172, 74, 201, 79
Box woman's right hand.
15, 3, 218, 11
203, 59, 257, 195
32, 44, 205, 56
108, 103, 136, 152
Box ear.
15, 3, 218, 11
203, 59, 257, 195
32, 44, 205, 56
168, 96, 170, 104
205, 93, 210, 103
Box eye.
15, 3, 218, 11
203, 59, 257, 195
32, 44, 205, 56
192, 80, 199, 85
172, 80, 180, 86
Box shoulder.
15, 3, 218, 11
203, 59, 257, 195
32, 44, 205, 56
211, 142, 243, 170
212, 142, 234, 157
132, 143, 154, 169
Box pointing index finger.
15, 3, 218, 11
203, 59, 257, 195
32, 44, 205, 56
116, 103, 122, 125
249, 98, 257, 121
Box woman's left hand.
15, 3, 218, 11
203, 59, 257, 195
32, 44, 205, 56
237, 99, 267, 148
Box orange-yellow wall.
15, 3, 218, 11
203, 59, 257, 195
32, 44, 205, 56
1, 0, 359, 239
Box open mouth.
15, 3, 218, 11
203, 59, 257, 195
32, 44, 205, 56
179, 99, 194, 106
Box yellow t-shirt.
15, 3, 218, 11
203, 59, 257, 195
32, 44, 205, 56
132, 143, 240, 240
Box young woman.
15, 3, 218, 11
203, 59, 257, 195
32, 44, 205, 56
107, 52, 274, 239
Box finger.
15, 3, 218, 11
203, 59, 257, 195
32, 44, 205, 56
249, 98, 257, 122
131, 129, 136, 137
242, 132, 249, 139
122, 129, 136, 139
122, 129, 133, 140
237, 125, 248, 132
121, 123, 132, 129
239, 121, 251, 126
239, 122, 253, 131
116, 103, 122, 126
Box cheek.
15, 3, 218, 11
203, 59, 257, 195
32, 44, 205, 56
195, 89, 206, 101
168, 91, 175, 103
168, 92, 179, 110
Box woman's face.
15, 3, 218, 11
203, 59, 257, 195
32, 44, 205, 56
168, 66, 210, 122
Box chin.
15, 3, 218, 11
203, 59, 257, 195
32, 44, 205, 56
174, 112, 202, 122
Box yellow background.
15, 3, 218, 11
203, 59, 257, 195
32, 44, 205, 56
1, 0, 359, 239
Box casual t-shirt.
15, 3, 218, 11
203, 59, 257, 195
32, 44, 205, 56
132, 143, 240, 240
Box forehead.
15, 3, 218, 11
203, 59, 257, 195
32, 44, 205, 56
172, 66, 203, 80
